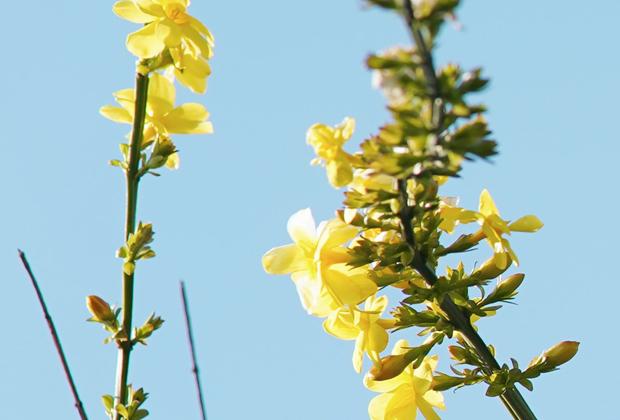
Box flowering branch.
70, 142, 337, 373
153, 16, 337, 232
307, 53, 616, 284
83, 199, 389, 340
94, 2, 215, 418
263, 0, 578, 418
18, 250, 89, 420
398, 3, 536, 418
397, 180, 536, 420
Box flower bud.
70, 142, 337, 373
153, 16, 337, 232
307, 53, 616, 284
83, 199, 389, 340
369, 354, 411, 381
432, 372, 466, 391
447, 345, 468, 363
472, 255, 511, 280
86, 295, 115, 323
495, 273, 525, 298
542, 341, 580, 367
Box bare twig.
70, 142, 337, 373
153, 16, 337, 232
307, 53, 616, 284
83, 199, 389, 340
18, 250, 89, 420
180, 281, 208, 420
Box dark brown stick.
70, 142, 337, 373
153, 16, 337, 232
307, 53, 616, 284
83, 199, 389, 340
180, 281, 208, 420
18, 249, 89, 420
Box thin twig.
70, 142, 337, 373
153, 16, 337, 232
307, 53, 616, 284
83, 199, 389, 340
402, 0, 445, 133
180, 281, 208, 420
18, 250, 89, 420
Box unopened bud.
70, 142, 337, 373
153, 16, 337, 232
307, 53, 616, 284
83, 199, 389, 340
472, 255, 511, 280
86, 295, 115, 322
369, 353, 412, 381
447, 345, 468, 362
542, 341, 580, 367
495, 273, 525, 298
432, 372, 465, 391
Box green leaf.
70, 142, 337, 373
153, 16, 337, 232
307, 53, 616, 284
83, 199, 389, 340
101, 395, 114, 412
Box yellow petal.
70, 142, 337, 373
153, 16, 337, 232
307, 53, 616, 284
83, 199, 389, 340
100, 105, 133, 124
371, 386, 416, 420
487, 213, 511, 235
377, 318, 397, 329
135, 0, 164, 16
161, 108, 212, 134
322, 264, 377, 307
174, 55, 210, 94
367, 324, 389, 354
126, 22, 166, 58
181, 24, 212, 58
112, 89, 136, 114
287, 209, 317, 250
113, 0, 156, 23
509, 215, 543, 232
481, 222, 503, 249
262, 244, 306, 275
291, 272, 337, 317
165, 152, 180, 169
316, 218, 358, 253
368, 392, 394, 420
392, 339, 411, 356
479, 189, 500, 217
161, 103, 208, 127
158, 18, 183, 48
339, 117, 356, 140
365, 370, 409, 394
412, 355, 438, 392
306, 123, 332, 147
147, 73, 176, 116
326, 158, 353, 188
422, 390, 445, 410
417, 398, 441, 420
188, 15, 215, 47
502, 239, 520, 266
365, 294, 388, 313
353, 334, 365, 373
323, 308, 358, 340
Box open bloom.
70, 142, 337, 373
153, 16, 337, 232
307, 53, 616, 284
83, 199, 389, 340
364, 340, 445, 420
100, 73, 213, 144
262, 209, 377, 317
166, 47, 211, 93
307, 117, 359, 188
113, 0, 214, 60
438, 190, 543, 266
323, 295, 396, 373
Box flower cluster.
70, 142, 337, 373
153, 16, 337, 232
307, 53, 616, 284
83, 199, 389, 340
93, 1, 214, 419
264, 1, 577, 419
102, 0, 214, 173
263, 208, 445, 419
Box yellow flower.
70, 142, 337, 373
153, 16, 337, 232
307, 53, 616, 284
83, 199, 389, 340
113, 0, 214, 60
476, 189, 543, 266
438, 190, 543, 266
437, 197, 478, 234
323, 295, 396, 373
167, 47, 211, 93
364, 340, 445, 420
307, 117, 358, 188
262, 209, 377, 317
100, 73, 213, 144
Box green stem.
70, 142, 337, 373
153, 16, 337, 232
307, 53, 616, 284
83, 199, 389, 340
398, 2, 538, 418
113, 72, 150, 420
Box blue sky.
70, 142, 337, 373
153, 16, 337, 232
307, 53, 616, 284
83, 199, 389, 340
2, 1, 618, 419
